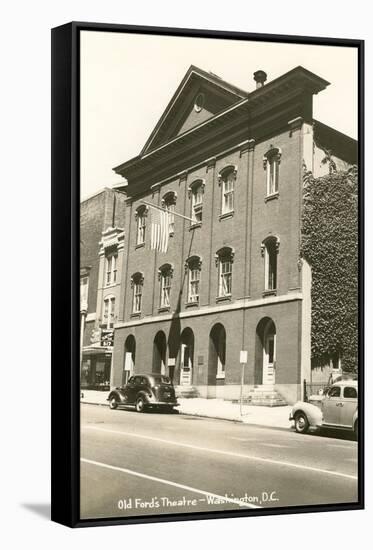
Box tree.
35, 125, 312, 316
301, 165, 358, 373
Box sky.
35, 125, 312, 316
80, 30, 358, 199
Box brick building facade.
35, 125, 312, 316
109, 65, 356, 404
80, 188, 126, 390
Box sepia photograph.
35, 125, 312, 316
78, 27, 361, 523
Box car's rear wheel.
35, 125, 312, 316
136, 396, 146, 413
294, 412, 309, 434
109, 397, 118, 410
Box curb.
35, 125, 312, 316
81, 400, 292, 430
82, 400, 110, 407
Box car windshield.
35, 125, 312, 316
152, 375, 172, 385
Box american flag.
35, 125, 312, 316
150, 206, 169, 253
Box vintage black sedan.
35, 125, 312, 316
107, 374, 179, 413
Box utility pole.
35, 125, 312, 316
239, 350, 248, 417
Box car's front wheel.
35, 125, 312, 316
109, 397, 118, 410
294, 411, 309, 434
135, 396, 146, 413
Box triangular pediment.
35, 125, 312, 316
141, 66, 246, 154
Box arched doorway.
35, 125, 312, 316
255, 318, 276, 385
179, 328, 194, 386
123, 335, 136, 385
153, 331, 166, 375
208, 324, 226, 397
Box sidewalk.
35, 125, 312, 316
81, 390, 292, 430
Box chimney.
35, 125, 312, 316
253, 70, 267, 89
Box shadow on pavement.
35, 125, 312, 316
291, 427, 357, 442
113, 407, 179, 415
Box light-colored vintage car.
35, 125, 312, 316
289, 380, 358, 438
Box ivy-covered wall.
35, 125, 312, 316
301, 165, 358, 373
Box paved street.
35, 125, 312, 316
80, 404, 358, 520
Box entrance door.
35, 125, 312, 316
153, 331, 166, 375
180, 343, 192, 386
179, 328, 194, 386
123, 335, 136, 386
208, 324, 226, 398
263, 322, 276, 385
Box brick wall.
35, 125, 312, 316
80, 188, 126, 317
113, 298, 301, 402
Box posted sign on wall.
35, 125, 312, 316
240, 350, 248, 364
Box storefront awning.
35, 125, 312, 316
82, 346, 113, 357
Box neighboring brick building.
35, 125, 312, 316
110, 65, 357, 404
80, 188, 125, 390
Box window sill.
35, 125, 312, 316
219, 211, 234, 221
265, 192, 279, 203
262, 289, 277, 297
216, 295, 232, 303
158, 306, 171, 313
189, 222, 202, 230
216, 373, 226, 380
130, 312, 141, 319
105, 282, 118, 289
185, 301, 199, 308
135, 242, 145, 250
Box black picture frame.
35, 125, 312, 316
51, 21, 364, 528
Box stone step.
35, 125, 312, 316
175, 385, 199, 398
231, 398, 287, 407
233, 386, 288, 407
250, 386, 275, 393
244, 392, 278, 399
249, 390, 279, 396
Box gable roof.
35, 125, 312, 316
114, 65, 331, 187
141, 65, 247, 154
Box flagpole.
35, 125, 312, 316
140, 199, 197, 224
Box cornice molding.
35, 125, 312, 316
206, 157, 216, 171
99, 226, 125, 253
288, 116, 304, 135
115, 292, 304, 329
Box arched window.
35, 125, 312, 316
263, 147, 281, 196
261, 236, 280, 291
135, 205, 148, 245
161, 191, 177, 235
188, 179, 205, 224
215, 247, 234, 298
218, 166, 237, 216
185, 255, 202, 304
158, 263, 174, 309
130, 272, 144, 314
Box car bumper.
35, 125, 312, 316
148, 401, 180, 407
